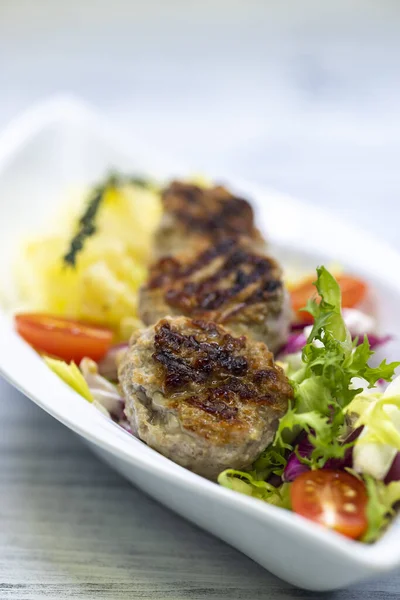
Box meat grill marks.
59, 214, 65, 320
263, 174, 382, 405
156, 181, 266, 256
163, 181, 255, 237
120, 177, 293, 478
119, 315, 293, 478
142, 238, 284, 324
153, 318, 248, 393
152, 318, 292, 428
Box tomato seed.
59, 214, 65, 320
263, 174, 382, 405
343, 503, 357, 513
342, 487, 357, 498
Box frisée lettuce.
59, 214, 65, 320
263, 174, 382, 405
274, 266, 399, 468
219, 266, 400, 542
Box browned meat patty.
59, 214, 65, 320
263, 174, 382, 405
118, 316, 293, 480
139, 239, 291, 353
154, 180, 266, 257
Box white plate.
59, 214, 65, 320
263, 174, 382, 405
1, 95, 400, 592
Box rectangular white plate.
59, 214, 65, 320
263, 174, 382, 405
1, 95, 400, 592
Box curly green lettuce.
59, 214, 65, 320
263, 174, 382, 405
219, 267, 400, 524
218, 469, 291, 509
274, 266, 400, 468
362, 478, 400, 542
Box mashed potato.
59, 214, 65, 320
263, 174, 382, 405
14, 179, 162, 340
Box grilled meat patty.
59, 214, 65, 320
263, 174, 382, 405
119, 316, 293, 479
154, 180, 266, 257
139, 239, 291, 353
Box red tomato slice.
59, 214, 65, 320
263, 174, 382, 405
291, 274, 367, 324
291, 470, 368, 539
15, 313, 113, 363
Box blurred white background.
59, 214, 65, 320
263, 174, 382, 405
1, 0, 399, 236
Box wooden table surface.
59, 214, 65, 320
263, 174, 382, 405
2, 1, 400, 597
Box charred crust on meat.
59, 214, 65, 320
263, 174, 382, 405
185, 394, 239, 421
151, 318, 293, 429
146, 239, 283, 320
153, 320, 249, 392
119, 316, 293, 470
162, 181, 258, 241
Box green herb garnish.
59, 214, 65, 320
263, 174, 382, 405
63, 172, 152, 267
63, 184, 105, 267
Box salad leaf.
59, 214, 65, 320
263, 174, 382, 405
362, 477, 389, 543
275, 267, 400, 468
362, 477, 400, 542
384, 480, 400, 507
218, 469, 291, 509
363, 359, 400, 387
385, 452, 400, 484
275, 405, 331, 450
279, 331, 307, 356
355, 395, 400, 450
252, 446, 287, 480
348, 377, 400, 479
218, 266, 400, 538
295, 376, 332, 414
283, 437, 312, 482
44, 357, 93, 402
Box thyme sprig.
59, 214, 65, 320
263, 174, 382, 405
63, 172, 152, 267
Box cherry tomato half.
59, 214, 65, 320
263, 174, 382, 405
291, 469, 368, 539
291, 274, 367, 324
15, 313, 113, 363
